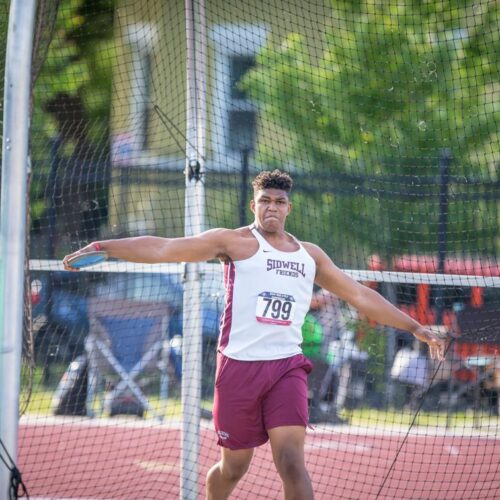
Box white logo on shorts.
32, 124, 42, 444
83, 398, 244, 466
218, 430, 229, 440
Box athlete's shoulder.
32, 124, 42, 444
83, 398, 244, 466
300, 240, 321, 254
202, 227, 249, 240
207, 226, 256, 261
301, 241, 330, 264
205, 226, 253, 239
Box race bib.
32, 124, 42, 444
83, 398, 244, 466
256, 292, 296, 326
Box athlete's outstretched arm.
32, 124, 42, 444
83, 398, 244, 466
62, 228, 232, 270
305, 243, 447, 360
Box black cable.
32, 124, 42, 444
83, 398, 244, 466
376, 320, 500, 498
375, 338, 455, 499
0, 438, 29, 499
153, 104, 206, 182
153, 104, 206, 163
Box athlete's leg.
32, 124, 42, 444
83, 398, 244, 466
262, 357, 314, 498
268, 426, 314, 500
206, 447, 254, 500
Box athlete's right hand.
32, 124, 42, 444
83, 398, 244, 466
412, 326, 448, 361
62, 242, 100, 271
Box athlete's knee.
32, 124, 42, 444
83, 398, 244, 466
274, 447, 306, 480
220, 458, 251, 482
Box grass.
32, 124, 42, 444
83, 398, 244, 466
22, 365, 498, 429
24, 386, 498, 431
343, 406, 499, 430
21, 364, 212, 420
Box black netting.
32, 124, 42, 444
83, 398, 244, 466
4, 0, 499, 498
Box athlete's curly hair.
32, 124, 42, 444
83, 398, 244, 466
251, 169, 293, 194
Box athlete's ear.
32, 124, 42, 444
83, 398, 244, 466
287, 201, 292, 215
250, 198, 256, 214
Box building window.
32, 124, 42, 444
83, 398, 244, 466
125, 23, 157, 153
230, 55, 255, 100
210, 24, 267, 168
228, 55, 257, 151
228, 110, 257, 152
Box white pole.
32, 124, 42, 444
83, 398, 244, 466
181, 0, 207, 499
0, 0, 37, 496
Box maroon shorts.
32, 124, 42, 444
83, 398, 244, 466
212, 352, 313, 450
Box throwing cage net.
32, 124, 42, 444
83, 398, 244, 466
2, 0, 499, 498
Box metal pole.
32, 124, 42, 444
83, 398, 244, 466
239, 148, 250, 227
181, 0, 206, 498
435, 149, 451, 325
47, 138, 60, 259
382, 282, 397, 407
0, 0, 37, 496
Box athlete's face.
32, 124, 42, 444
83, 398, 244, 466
251, 188, 292, 233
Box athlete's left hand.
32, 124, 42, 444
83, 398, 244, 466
412, 326, 448, 361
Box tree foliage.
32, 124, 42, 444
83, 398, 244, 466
30, 0, 116, 231
32, 0, 116, 151
242, 0, 499, 263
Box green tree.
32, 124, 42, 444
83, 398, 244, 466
242, 1, 499, 263
30, 0, 116, 248
32, 0, 115, 148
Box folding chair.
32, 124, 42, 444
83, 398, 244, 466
85, 298, 170, 420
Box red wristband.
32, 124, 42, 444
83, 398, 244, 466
93, 242, 102, 251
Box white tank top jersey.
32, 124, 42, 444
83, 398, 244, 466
218, 225, 316, 361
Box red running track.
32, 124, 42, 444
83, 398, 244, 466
18, 419, 500, 499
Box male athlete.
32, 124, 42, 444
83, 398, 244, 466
63, 169, 446, 500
